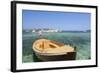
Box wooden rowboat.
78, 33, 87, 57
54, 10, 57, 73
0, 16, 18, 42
32, 39, 76, 61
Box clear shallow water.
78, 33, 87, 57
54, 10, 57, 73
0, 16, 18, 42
22, 32, 91, 63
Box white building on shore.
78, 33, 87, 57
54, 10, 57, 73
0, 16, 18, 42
32, 29, 59, 32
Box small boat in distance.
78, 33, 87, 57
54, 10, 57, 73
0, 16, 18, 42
32, 39, 76, 61
37, 30, 42, 36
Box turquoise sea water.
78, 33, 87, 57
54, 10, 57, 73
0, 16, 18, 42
22, 32, 91, 63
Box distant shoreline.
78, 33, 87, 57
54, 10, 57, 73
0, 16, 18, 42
23, 29, 90, 33
23, 31, 90, 33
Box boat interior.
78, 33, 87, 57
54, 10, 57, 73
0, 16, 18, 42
33, 39, 75, 53
35, 39, 64, 49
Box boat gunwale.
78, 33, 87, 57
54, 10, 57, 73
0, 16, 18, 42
32, 39, 76, 56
